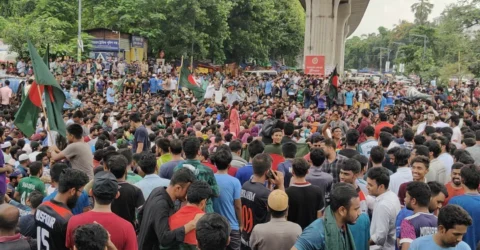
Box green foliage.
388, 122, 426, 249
411, 0, 434, 26
0, 0, 305, 65
345, 0, 480, 83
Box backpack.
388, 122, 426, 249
261, 118, 277, 137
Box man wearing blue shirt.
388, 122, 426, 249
106, 82, 115, 104
148, 74, 157, 94
409, 205, 472, 250
235, 140, 265, 185
212, 148, 242, 250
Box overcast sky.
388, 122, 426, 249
351, 0, 458, 37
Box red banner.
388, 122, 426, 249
304, 55, 325, 76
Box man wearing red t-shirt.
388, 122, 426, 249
444, 162, 465, 205
66, 171, 137, 250
374, 113, 393, 139
169, 180, 212, 248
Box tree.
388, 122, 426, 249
411, 0, 434, 26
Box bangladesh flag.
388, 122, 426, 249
179, 64, 205, 102
327, 67, 339, 107
14, 41, 66, 138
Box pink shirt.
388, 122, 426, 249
0, 86, 12, 105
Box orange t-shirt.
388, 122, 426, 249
169, 205, 205, 245
444, 182, 465, 205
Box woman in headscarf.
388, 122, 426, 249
229, 101, 240, 138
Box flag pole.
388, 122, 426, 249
176, 56, 184, 93
36, 85, 55, 145
190, 56, 193, 72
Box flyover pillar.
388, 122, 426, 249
303, 0, 341, 69
335, 1, 351, 74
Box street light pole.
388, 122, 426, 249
410, 34, 428, 62
374, 47, 391, 73
77, 0, 82, 62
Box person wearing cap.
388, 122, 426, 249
15, 153, 30, 178
292, 183, 360, 250
14, 161, 45, 205
66, 171, 137, 250
240, 153, 284, 250
249, 189, 302, 250
0, 127, 14, 198
6, 170, 22, 198
1, 141, 12, 163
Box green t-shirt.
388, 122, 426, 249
17, 176, 46, 205
126, 171, 143, 184
174, 159, 219, 213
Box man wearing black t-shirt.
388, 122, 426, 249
107, 155, 145, 229
130, 112, 150, 153
35, 169, 89, 250
286, 158, 324, 229
240, 153, 284, 250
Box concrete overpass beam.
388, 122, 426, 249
335, 1, 351, 75
303, 0, 340, 68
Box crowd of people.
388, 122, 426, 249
0, 56, 480, 250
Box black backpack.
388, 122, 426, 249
261, 118, 278, 137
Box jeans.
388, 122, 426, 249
227, 230, 241, 250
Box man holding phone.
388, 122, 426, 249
240, 153, 284, 250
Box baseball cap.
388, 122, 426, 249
18, 154, 29, 162
1, 141, 11, 149
92, 171, 118, 200
268, 190, 289, 212
9, 170, 22, 178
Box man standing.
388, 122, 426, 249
174, 137, 219, 213
106, 82, 115, 104
65, 171, 137, 250
367, 167, 401, 250
14, 161, 45, 205
399, 182, 438, 250
424, 140, 447, 184
135, 152, 170, 199
444, 162, 465, 205
212, 149, 242, 250
465, 130, 480, 165
409, 205, 471, 250
130, 112, 150, 153
35, 169, 89, 250
306, 148, 333, 200
389, 148, 412, 196
50, 124, 94, 180
448, 164, 480, 250
292, 183, 360, 250
286, 158, 324, 229
196, 213, 231, 250
240, 153, 284, 250
107, 155, 145, 228
250, 190, 302, 250
0, 80, 13, 109
137, 168, 198, 250
357, 126, 377, 158
320, 138, 347, 183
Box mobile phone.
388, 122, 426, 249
266, 169, 275, 179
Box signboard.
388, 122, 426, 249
131, 36, 144, 48
304, 55, 325, 76
385, 61, 390, 72
91, 39, 119, 51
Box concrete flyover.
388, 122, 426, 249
299, 0, 370, 74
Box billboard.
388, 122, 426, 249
91, 39, 119, 51
131, 36, 144, 48
304, 55, 325, 76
